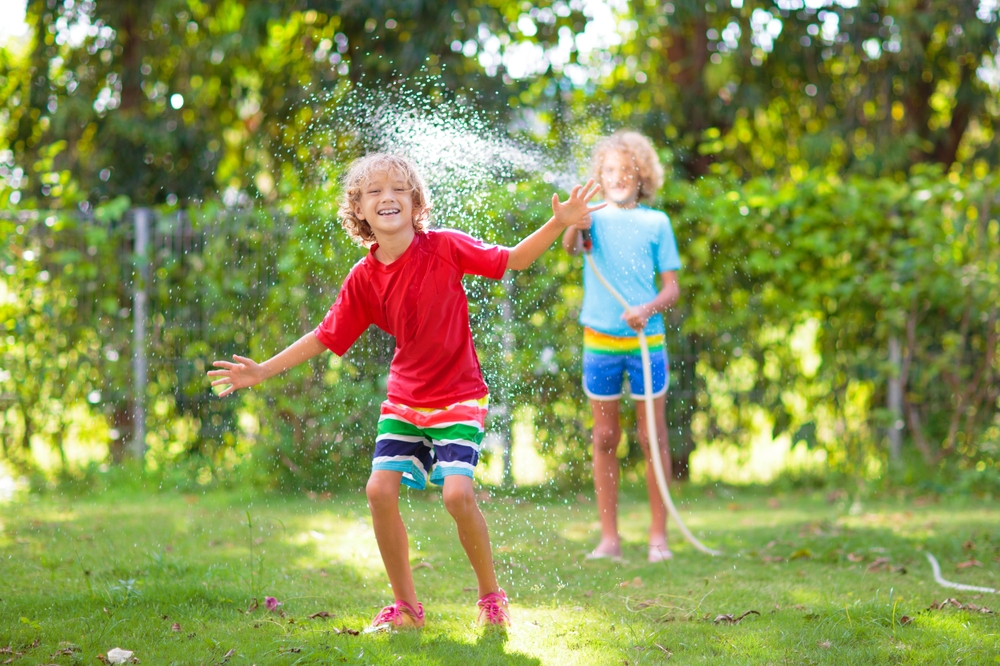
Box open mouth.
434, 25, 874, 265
377, 208, 400, 216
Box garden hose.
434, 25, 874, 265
581, 228, 721, 557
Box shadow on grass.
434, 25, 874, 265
395, 628, 541, 666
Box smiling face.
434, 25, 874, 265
598, 150, 641, 209
354, 169, 416, 241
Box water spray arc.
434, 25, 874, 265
580, 229, 721, 557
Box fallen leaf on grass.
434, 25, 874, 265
619, 577, 644, 588
333, 627, 360, 636
898, 615, 913, 625
411, 561, 434, 571
847, 553, 864, 562
818, 640, 832, 649
867, 557, 891, 572
956, 559, 983, 569
170, 623, 181, 632
279, 647, 302, 654
926, 598, 993, 613
218, 648, 235, 665
788, 549, 813, 560
245, 598, 259, 613
761, 555, 784, 563
308, 611, 334, 619
929, 598, 963, 609
633, 600, 659, 610
713, 610, 760, 625
52, 643, 81, 657
964, 604, 993, 614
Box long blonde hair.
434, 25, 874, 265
338, 153, 432, 246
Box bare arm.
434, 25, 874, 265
507, 180, 604, 271
561, 216, 593, 256
622, 271, 680, 332
207, 331, 327, 397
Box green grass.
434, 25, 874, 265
2, 485, 999, 665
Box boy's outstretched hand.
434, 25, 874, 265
208, 355, 266, 397
552, 179, 605, 228
505, 179, 606, 271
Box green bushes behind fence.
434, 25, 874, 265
1, 164, 998, 491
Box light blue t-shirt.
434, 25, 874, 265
580, 205, 681, 337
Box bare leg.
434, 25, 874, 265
635, 394, 671, 550
366, 470, 423, 624
442, 475, 499, 597
590, 398, 622, 557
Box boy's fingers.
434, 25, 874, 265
212, 360, 236, 369
232, 354, 252, 364
218, 386, 235, 398
206, 369, 228, 377
587, 202, 608, 212
210, 378, 231, 387
551, 193, 560, 207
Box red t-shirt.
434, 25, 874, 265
314, 229, 510, 408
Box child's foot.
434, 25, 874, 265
364, 600, 425, 633
477, 589, 511, 627
648, 543, 673, 563
585, 540, 623, 561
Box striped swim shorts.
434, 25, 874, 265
372, 396, 488, 490
582, 327, 669, 400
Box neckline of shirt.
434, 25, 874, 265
367, 231, 424, 272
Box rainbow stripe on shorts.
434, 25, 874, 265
373, 397, 488, 489
583, 327, 664, 356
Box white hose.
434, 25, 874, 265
585, 252, 721, 556
925, 553, 999, 594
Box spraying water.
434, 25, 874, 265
292, 78, 584, 234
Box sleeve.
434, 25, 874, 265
313, 265, 373, 356
655, 213, 682, 273
441, 229, 510, 279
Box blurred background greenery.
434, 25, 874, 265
1, 0, 997, 496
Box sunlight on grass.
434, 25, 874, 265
295, 513, 384, 574
2, 490, 997, 665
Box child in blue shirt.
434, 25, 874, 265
562, 131, 681, 563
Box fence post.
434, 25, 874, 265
131, 207, 151, 461
887, 335, 903, 462
499, 273, 514, 487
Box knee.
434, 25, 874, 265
592, 425, 619, 455
442, 482, 476, 518
366, 476, 396, 512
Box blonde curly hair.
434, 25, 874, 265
338, 153, 432, 246
590, 130, 664, 204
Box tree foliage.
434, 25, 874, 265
1, 0, 998, 488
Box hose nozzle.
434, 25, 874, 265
580, 228, 593, 253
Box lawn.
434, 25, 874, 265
1, 484, 998, 665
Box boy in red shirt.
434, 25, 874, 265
208, 153, 602, 630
